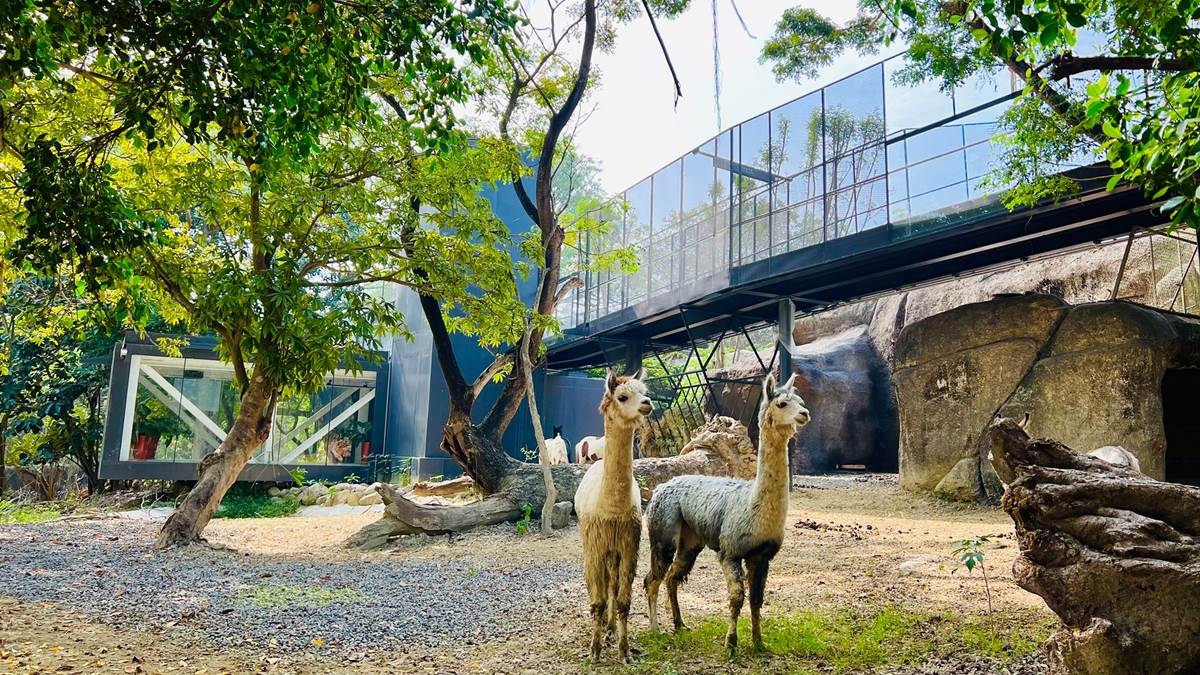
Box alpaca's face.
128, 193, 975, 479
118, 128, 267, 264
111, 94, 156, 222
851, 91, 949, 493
760, 373, 810, 433
602, 368, 653, 424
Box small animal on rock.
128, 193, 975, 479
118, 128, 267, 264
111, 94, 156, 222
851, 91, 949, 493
544, 426, 569, 465
575, 434, 605, 463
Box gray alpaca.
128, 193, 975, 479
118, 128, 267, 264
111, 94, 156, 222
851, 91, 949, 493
643, 372, 809, 655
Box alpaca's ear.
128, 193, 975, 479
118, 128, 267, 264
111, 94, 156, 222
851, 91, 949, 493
783, 373, 798, 392
632, 367, 645, 381
606, 369, 620, 392
763, 372, 777, 395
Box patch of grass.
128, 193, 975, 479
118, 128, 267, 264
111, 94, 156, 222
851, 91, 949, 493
635, 607, 1051, 673
0, 500, 61, 524
213, 483, 299, 519
952, 610, 1053, 660
237, 583, 364, 608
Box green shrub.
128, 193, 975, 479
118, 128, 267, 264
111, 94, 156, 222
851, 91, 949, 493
213, 483, 299, 519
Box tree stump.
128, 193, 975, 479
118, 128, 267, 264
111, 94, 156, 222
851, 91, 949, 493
987, 418, 1200, 674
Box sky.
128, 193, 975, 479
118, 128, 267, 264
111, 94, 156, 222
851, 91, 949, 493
574, 1, 903, 194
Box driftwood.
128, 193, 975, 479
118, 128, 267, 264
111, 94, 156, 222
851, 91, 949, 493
987, 418, 1200, 675
410, 475, 476, 498
346, 416, 755, 549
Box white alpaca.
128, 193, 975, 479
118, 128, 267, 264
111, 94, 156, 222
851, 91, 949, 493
1088, 445, 1142, 473
643, 372, 809, 656
544, 426, 569, 465
575, 435, 605, 463
575, 368, 652, 663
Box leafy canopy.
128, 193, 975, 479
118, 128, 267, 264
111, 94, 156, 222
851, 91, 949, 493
2, 1, 529, 396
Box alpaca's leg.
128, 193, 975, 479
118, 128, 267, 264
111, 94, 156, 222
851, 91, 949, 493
720, 556, 746, 658
604, 556, 619, 641
745, 555, 770, 652
664, 533, 703, 632
584, 548, 609, 660
615, 540, 638, 663
644, 527, 677, 633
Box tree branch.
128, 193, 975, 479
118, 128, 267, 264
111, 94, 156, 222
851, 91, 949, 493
641, 0, 683, 106
1047, 54, 1192, 80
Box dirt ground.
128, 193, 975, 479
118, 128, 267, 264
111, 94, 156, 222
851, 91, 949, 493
1, 478, 1051, 674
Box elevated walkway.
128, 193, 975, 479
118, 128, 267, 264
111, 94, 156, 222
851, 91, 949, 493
547, 54, 1160, 369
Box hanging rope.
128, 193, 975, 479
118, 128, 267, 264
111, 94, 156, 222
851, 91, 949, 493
727, 0, 757, 39
712, 0, 722, 128
711, 0, 757, 130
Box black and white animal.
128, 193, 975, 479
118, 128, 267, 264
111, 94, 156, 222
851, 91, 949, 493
544, 426, 569, 465
643, 372, 810, 656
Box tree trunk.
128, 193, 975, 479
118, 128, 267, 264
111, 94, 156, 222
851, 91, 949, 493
0, 416, 7, 498
347, 416, 754, 549
517, 314, 557, 534
155, 373, 276, 549
987, 417, 1200, 675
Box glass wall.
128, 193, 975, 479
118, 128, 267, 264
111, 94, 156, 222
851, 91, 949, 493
557, 52, 1026, 331
122, 355, 376, 466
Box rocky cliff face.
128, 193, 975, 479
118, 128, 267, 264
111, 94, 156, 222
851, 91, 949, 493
701, 236, 1200, 491
894, 294, 1200, 501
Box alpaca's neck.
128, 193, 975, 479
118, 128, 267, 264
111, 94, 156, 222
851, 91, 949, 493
600, 418, 636, 505
750, 425, 791, 532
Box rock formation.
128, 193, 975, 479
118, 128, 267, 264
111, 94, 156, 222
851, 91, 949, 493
988, 417, 1200, 674
894, 294, 1200, 501
703, 235, 1198, 480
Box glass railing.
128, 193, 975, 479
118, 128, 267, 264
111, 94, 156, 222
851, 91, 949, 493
555, 52, 1085, 333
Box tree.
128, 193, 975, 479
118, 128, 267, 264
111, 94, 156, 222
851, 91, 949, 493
2, 0, 523, 547
759, 0, 1200, 231
0, 278, 119, 496
351, 0, 754, 543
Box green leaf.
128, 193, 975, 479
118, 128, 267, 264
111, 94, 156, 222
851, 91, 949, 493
1162, 195, 1186, 212
1039, 23, 1059, 46
1102, 121, 1122, 139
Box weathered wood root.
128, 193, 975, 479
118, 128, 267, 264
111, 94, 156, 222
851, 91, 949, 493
344, 483, 522, 549
346, 416, 755, 549
410, 475, 476, 498
988, 417, 1200, 675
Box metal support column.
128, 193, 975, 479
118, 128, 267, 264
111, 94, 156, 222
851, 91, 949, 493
623, 339, 644, 376
778, 298, 795, 378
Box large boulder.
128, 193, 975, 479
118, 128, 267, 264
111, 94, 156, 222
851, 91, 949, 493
895, 294, 1200, 501
706, 326, 897, 472
786, 326, 897, 472
893, 294, 1068, 494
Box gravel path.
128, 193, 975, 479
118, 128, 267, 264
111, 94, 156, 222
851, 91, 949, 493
0, 519, 579, 657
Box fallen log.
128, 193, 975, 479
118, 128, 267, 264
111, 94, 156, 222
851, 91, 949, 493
410, 475, 476, 498
987, 417, 1200, 675
346, 416, 755, 549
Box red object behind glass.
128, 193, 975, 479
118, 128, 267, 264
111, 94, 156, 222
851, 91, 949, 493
133, 435, 159, 460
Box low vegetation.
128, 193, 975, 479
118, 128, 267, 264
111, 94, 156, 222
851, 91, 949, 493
213, 484, 299, 520
633, 608, 1052, 674
0, 500, 61, 524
